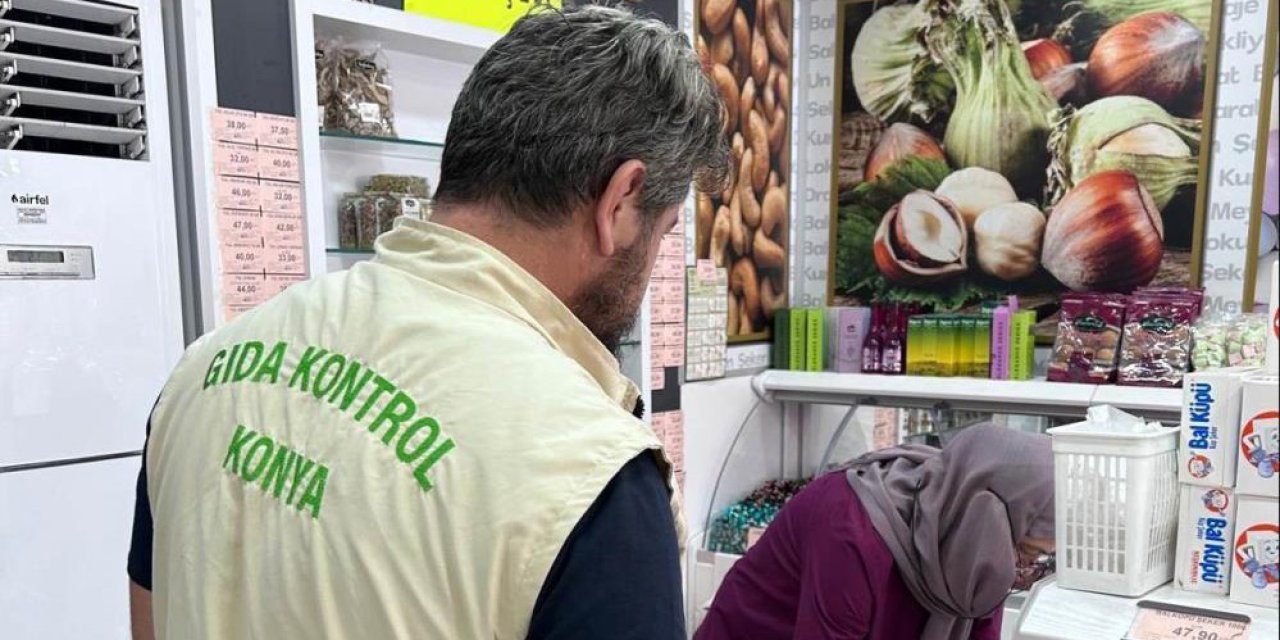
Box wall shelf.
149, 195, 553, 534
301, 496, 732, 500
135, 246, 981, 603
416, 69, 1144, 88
752, 371, 1183, 424
319, 130, 443, 160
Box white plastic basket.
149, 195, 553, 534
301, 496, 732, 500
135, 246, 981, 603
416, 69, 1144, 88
1047, 419, 1179, 597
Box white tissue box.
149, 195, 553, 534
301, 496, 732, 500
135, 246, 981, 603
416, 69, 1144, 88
1235, 373, 1280, 498
1228, 495, 1280, 608
1175, 485, 1236, 594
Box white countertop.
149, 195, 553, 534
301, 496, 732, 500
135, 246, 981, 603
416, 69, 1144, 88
1015, 579, 1278, 640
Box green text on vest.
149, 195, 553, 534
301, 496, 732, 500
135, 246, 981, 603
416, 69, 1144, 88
223, 423, 329, 519
203, 340, 455, 493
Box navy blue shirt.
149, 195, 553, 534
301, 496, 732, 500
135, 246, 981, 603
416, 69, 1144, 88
128, 426, 683, 639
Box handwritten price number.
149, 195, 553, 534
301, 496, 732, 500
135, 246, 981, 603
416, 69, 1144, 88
235, 283, 259, 294
271, 157, 294, 169
277, 252, 299, 263
276, 222, 297, 233
270, 124, 292, 136
228, 120, 249, 131
273, 190, 294, 202
232, 220, 255, 231
235, 251, 258, 261
1170, 628, 1243, 640
231, 187, 253, 198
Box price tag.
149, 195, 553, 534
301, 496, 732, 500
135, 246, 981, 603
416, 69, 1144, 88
266, 274, 305, 296
650, 367, 665, 391
219, 242, 265, 275
256, 113, 298, 150
217, 208, 264, 245
211, 108, 257, 145
258, 146, 301, 182
696, 259, 717, 283
214, 142, 259, 178
1127, 603, 1250, 640
215, 175, 260, 211
260, 180, 302, 215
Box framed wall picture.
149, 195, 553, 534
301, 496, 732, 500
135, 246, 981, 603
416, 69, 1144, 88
828, 0, 1223, 339
693, 0, 793, 343
1243, 0, 1279, 311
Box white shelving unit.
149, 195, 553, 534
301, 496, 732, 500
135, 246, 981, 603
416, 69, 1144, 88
752, 370, 1184, 424
289, 0, 497, 274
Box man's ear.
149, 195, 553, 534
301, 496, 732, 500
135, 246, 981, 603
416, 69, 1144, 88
593, 159, 647, 258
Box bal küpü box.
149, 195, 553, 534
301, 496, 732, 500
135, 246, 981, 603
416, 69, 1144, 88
1175, 486, 1237, 595
1236, 373, 1280, 498
1228, 495, 1279, 608
1268, 260, 1278, 372
1180, 367, 1255, 487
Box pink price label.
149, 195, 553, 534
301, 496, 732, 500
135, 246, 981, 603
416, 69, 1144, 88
217, 208, 264, 245
214, 142, 259, 178
256, 113, 298, 149
266, 246, 307, 276
260, 180, 302, 215
211, 108, 257, 145
219, 243, 266, 275
266, 274, 305, 296
696, 259, 717, 283
257, 147, 301, 182
1128, 607, 1249, 640
215, 176, 261, 211
650, 368, 665, 391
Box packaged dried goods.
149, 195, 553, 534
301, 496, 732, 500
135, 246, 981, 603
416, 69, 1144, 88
319, 41, 396, 137
1049, 293, 1127, 383
1117, 293, 1198, 387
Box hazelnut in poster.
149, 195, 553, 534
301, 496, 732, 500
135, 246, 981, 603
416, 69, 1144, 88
829, 0, 1222, 337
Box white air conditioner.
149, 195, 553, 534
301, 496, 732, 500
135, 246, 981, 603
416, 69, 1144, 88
0, 0, 181, 636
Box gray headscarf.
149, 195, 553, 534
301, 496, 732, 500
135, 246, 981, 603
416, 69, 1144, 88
845, 424, 1054, 640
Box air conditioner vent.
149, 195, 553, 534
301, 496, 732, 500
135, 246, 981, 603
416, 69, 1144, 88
0, 0, 146, 160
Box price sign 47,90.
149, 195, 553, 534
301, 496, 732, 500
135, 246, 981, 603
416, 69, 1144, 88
1128, 602, 1251, 640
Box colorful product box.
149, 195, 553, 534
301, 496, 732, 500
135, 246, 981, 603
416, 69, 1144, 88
788, 308, 806, 371
1174, 485, 1237, 594
805, 308, 824, 372
991, 306, 1011, 380
1228, 495, 1280, 608
1179, 367, 1255, 487
1236, 373, 1280, 498
831, 307, 871, 373
1268, 260, 1278, 372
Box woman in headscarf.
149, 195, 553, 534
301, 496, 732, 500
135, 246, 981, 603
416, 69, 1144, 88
695, 424, 1055, 640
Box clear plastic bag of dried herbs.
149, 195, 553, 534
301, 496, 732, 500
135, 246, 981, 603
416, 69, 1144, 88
317, 40, 397, 138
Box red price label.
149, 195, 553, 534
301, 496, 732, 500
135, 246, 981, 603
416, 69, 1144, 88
211, 108, 257, 145
261, 180, 302, 214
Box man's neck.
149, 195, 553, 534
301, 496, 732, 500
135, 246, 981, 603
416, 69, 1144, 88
432, 204, 585, 305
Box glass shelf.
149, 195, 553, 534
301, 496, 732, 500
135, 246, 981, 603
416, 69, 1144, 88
318, 130, 444, 161
326, 247, 375, 255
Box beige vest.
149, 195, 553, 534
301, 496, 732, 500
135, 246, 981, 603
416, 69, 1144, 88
147, 220, 683, 639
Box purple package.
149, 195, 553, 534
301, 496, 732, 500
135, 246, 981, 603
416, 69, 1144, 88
835, 307, 871, 373
991, 306, 1011, 380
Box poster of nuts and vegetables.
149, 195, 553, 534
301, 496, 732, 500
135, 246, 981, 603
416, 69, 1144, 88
829, 0, 1221, 330
1245, 33, 1278, 311
695, 0, 792, 342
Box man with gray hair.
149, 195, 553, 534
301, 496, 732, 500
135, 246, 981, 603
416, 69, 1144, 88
127, 5, 726, 639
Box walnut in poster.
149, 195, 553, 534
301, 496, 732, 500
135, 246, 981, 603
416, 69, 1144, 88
695, 0, 792, 341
